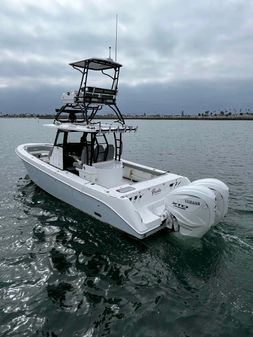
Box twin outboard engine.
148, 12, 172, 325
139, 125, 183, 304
164, 179, 229, 238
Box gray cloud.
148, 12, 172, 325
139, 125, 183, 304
1, 0, 253, 114
1, 79, 252, 115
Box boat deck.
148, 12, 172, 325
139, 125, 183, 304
28, 146, 167, 190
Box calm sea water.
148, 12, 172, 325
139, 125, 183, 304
0, 118, 252, 337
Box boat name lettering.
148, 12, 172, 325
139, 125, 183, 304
152, 188, 161, 195
185, 199, 200, 206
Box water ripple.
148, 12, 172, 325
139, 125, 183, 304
1, 119, 253, 336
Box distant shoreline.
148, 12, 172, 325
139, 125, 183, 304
1, 115, 253, 121
109, 115, 253, 121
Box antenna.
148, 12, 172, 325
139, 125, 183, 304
115, 14, 118, 61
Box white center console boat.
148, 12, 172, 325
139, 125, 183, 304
16, 57, 229, 239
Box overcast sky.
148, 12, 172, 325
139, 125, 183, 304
1, 0, 253, 115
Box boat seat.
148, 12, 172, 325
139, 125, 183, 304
94, 145, 105, 162
107, 144, 114, 160
77, 86, 117, 104
73, 145, 91, 168
74, 144, 113, 169
84, 86, 116, 96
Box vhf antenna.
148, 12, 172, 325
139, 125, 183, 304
115, 14, 118, 61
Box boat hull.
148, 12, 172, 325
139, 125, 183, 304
16, 144, 165, 239
16, 143, 229, 239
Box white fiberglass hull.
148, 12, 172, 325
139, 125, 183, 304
16, 143, 229, 239
23, 160, 148, 238
16, 143, 171, 239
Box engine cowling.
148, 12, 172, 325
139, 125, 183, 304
164, 179, 229, 238
190, 178, 229, 225
165, 185, 216, 238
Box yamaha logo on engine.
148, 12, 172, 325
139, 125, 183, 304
185, 199, 201, 206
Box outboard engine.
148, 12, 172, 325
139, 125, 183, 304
164, 179, 229, 238
190, 178, 229, 225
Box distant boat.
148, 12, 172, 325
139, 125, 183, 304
16, 57, 229, 239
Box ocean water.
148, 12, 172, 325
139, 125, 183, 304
0, 118, 252, 337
